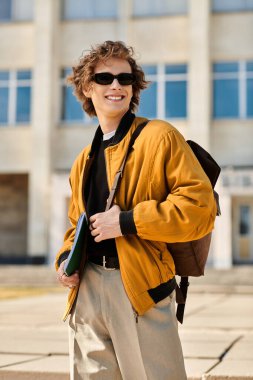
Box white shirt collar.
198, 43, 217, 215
103, 130, 116, 141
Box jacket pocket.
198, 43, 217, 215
144, 240, 166, 282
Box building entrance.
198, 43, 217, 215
0, 174, 28, 263
233, 197, 253, 264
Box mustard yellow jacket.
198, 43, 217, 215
55, 117, 216, 321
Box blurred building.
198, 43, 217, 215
0, 0, 253, 267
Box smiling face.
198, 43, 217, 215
84, 57, 133, 127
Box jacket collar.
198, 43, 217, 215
89, 110, 135, 157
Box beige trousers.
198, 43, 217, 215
68, 262, 187, 380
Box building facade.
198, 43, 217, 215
0, 0, 253, 267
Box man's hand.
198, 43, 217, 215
89, 205, 122, 242
57, 260, 80, 289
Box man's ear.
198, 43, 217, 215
83, 83, 92, 98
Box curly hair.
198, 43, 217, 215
67, 41, 149, 117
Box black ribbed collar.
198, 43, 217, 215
89, 110, 135, 157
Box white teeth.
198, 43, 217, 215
106, 96, 123, 100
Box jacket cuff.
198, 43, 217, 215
57, 251, 70, 268
119, 210, 137, 235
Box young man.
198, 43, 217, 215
55, 41, 216, 379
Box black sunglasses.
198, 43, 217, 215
92, 72, 135, 86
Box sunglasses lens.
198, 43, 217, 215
93, 73, 135, 85
94, 73, 114, 85
117, 73, 135, 85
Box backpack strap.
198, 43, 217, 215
176, 277, 190, 324
105, 120, 149, 211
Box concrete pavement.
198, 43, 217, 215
0, 265, 253, 379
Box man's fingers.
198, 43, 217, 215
90, 228, 100, 237
89, 222, 97, 231
94, 234, 103, 243
89, 213, 98, 224
57, 270, 79, 288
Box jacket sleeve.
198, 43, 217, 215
54, 160, 81, 271
133, 129, 217, 243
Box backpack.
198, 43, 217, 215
167, 140, 221, 323
106, 121, 221, 324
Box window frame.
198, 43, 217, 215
212, 61, 253, 120
61, 0, 118, 21
0, 0, 34, 22
60, 68, 94, 125
138, 63, 188, 120
132, 0, 188, 18
0, 70, 32, 126
212, 0, 253, 13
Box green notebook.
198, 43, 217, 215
64, 212, 88, 277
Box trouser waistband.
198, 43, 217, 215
89, 255, 120, 270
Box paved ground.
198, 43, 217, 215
0, 265, 253, 380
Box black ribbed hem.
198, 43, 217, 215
119, 210, 137, 235
57, 251, 70, 268
148, 277, 177, 304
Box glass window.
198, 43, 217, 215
246, 62, 253, 72
213, 0, 253, 12
138, 65, 157, 119
0, 88, 9, 124
213, 61, 253, 119
213, 62, 239, 119
165, 64, 187, 118
62, 0, 117, 19
239, 205, 250, 235
0, 0, 11, 21
0, 70, 32, 125
137, 63, 187, 119
0, 71, 9, 80
213, 62, 238, 73
246, 62, 253, 118
133, 0, 188, 17
61, 68, 91, 123
16, 87, 31, 122
143, 65, 157, 75
165, 64, 187, 74
61, 86, 83, 121
166, 81, 187, 118
17, 70, 32, 80
213, 79, 239, 118
0, 0, 33, 22
138, 82, 157, 119
12, 0, 34, 21
247, 79, 253, 117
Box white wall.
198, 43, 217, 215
211, 14, 253, 59
0, 128, 31, 172
211, 121, 253, 166
0, 24, 34, 68
52, 125, 96, 170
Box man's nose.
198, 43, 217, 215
110, 78, 121, 88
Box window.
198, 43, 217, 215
62, 0, 117, 20
138, 66, 157, 119
239, 205, 250, 235
247, 62, 253, 117
61, 68, 92, 124
213, 61, 253, 119
165, 65, 187, 118
138, 64, 187, 119
0, 70, 32, 126
133, 0, 188, 17
212, 0, 253, 12
0, 0, 34, 22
